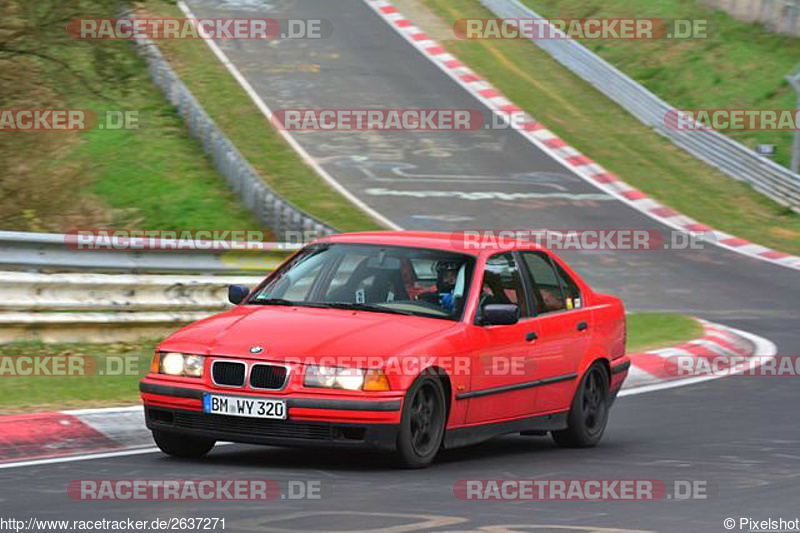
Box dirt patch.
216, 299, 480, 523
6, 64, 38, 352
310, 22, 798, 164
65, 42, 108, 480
391, 0, 457, 41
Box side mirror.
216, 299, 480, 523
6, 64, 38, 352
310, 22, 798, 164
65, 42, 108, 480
481, 303, 520, 326
228, 285, 250, 305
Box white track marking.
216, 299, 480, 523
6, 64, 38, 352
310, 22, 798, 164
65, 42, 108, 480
0, 447, 160, 470
0, 442, 235, 470
63, 405, 142, 416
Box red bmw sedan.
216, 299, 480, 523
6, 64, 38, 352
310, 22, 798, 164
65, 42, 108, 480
140, 232, 629, 468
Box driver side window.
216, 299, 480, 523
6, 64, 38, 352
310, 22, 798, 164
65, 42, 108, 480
480, 253, 529, 317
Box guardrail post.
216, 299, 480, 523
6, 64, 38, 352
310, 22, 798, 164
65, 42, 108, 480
787, 67, 800, 174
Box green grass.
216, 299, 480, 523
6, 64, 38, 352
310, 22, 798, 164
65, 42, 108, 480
526, 0, 800, 169
0, 313, 700, 412
2, 1, 383, 234
423, 0, 800, 255
0, 33, 263, 232
143, 1, 384, 232
75, 98, 265, 230
625, 312, 702, 353
0, 340, 157, 413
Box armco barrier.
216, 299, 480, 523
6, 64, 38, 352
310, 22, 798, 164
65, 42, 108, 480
0, 271, 264, 343
137, 39, 338, 237
480, 0, 800, 211
0, 271, 265, 312
0, 231, 297, 342
0, 231, 300, 273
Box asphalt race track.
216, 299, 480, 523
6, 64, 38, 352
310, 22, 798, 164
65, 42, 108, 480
2, 1, 798, 531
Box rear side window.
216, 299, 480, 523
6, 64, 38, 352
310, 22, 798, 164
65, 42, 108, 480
521, 252, 582, 314
553, 261, 582, 310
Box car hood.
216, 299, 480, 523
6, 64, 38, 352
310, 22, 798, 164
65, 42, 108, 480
159, 305, 459, 364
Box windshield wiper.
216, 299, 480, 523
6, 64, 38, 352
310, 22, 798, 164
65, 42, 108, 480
248, 298, 327, 308
321, 302, 417, 316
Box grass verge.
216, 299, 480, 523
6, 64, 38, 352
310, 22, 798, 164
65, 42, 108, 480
0, 23, 262, 232
0, 313, 702, 412
142, 1, 384, 232
0, 340, 156, 413
625, 312, 702, 353
525, 0, 800, 170
422, 0, 800, 255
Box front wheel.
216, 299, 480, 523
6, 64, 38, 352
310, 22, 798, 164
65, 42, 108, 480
552, 363, 610, 448
152, 429, 215, 458
395, 376, 447, 468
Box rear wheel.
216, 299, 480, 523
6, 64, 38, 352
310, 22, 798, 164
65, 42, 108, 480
552, 363, 610, 448
152, 429, 215, 458
395, 376, 446, 468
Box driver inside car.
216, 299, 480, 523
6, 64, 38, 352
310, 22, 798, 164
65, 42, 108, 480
418, 260, 465, 314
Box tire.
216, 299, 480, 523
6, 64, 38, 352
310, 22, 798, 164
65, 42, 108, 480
552, 362, 610, 448
395, 375, 447, 468
152, 429, 216, 459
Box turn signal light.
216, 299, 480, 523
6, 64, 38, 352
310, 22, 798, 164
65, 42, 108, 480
363, 369, 390, 391
150, 352, 161, 374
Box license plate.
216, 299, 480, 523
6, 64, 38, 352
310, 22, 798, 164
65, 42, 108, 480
203, 394, 287, 420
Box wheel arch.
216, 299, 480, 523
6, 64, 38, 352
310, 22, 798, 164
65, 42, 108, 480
579, 350, 612, 386
420, 365, 453, 424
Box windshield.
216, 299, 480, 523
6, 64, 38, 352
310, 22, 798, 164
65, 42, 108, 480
248, 243, 476, 321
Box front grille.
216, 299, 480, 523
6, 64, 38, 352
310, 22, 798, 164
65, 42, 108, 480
211, 361, 246, 387
250, 364, 288, 390
170, 410, 333, 440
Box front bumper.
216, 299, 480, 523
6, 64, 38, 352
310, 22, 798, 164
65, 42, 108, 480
140, 380, 403, 451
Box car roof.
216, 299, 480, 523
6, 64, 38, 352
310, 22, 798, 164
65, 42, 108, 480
315, 231, 546, 254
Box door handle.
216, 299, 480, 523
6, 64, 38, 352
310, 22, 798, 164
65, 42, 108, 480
525, 331, 538, 342
576, 321, 588, 332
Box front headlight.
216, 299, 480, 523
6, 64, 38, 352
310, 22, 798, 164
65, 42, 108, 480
303, 366, 390, 391
183, 355, 204, 378
304, 365, 368, 391
156, 352, 204, 378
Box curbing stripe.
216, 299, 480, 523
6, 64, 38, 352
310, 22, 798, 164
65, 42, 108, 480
0, 412, 121, 464
363, 0, 800, 272
625, 318, 773, 389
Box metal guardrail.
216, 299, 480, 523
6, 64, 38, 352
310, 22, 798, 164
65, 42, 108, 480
138, 40, 338, 237
703, 0, 800, 37
480, 0, 800, 211
0, 231, 296, 341
0, 271, 265, 312
0, 231, 299, 273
